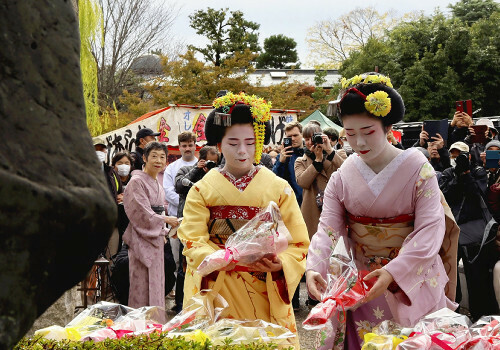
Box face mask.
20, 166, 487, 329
96, 151, 106, 163
450, 158, 456, 168
343, 141, 353, 154
117, 164, 131, 177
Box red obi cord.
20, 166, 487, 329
348, 212, 415, 225
209, 205, 262, 220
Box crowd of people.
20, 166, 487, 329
92, 75, 500, 349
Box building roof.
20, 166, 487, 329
301, 110, 342, 131
130, 54, 163, 75
247, 69, 341, 88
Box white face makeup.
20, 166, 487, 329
343, 113, 390, 163
220, 124, 256, 177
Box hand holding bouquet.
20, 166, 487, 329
197, 201, 291, 276
303, 237, 373, 329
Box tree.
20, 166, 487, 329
449, 0, 499, 24
188, 8, 260, 66
256, 34, 299, 69
306, 7, 396, 67
91, 0, 178, 108
79, 0, 103, 135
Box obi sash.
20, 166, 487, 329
347, 213, 415, 293
206, 205, 268, 281
348, 213, 415, 268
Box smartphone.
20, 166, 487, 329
486, 150, 500, 168
283, 137, 292, 147
456, 100, 472, 116
470, 125, 488, 144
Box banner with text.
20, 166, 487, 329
97, 105, 300, 164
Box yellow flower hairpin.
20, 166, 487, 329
365, 91, 391, 117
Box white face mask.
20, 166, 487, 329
96, 151, 106, 163
116, 164, 131, 177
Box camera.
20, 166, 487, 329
312, 132, 324, 145
205, 160, 217, 170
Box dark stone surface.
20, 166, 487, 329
0, 1, 116, 348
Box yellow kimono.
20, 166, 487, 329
178, 166, 309, 347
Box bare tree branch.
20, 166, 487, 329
90, 0, 180, 107
306, 6, 398, 67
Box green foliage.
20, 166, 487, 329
339, 7, 500, 122
15, 333, 292, 350
448, 0, 500, 24
188, 8, 260, 66
256, 35, 299, 69
79, 0, 103, 136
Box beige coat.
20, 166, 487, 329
295, 149, 347, 238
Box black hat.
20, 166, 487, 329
136, 128, 160, 140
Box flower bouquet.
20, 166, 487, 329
303, 236, 373, 329
396, 308, 471, 350
197, 201, 291, 276
462, 315, 500, 349
361, 320, 409, 350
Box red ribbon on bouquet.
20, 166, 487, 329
224, 247, 239, 263
303, 270, 373, 327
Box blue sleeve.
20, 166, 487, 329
272, 154, 286, 177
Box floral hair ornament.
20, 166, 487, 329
339, 75, 393, 118
212, 92, 272, 164
341, 74, 393, 89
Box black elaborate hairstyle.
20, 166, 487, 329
205, 104, 272, 146
338, 73, 405, 127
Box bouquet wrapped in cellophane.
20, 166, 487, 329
197, 201, 291, 276
303, 236, 373, 330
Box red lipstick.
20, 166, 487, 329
359, 150, 370, 155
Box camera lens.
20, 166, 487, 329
205, 161, 217, 169
313, 133, 323, 144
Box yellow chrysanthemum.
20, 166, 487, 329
341, 74, 393, 89
350, 75, 363, 85
365, 91, 391, 117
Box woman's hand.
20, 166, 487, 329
165, 216, 180, 227
363, 268, 394, 303
322, 135, 333, 153
247, 255, 283, 272
306, 270, 327, 301
219, 261, 238, 271
313, 144, 324, 162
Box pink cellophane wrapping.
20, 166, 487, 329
197, 201, 291, 276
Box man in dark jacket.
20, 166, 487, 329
175, 146, 219, 217
131, 128, 160, 170
439, 151, 497, 319
273, 121, 304, 206
171, 145, 219, 313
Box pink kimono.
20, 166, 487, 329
123, 170, 167, 320
307, 148, 458, 349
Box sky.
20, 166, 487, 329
169, 0, 460, 68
